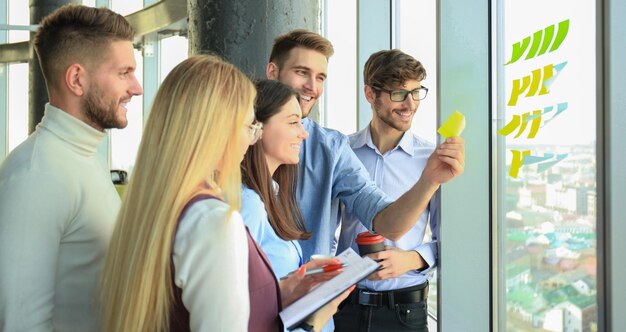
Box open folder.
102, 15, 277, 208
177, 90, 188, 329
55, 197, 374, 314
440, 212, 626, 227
280, 248, 379, 330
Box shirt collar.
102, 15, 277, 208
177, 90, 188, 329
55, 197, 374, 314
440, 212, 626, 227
350, 127, 369, 149
352, 125, 415, 157
302, 117, 313, 129
396, 130, 415, 156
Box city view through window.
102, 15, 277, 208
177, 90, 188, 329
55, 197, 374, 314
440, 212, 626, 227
498, 1, 597, 331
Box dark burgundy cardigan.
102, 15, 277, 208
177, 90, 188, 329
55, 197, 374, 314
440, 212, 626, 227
169, 195, 283, 331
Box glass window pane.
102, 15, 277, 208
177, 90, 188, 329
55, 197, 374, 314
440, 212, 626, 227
81, 0, 96, 7
496, 1, 597, 331
7, 63, 28, 152
395, 0, 439, 320
110, 49, 143, 174
110, 0, 143, 16
159, 35, 188, 83
8, 0, 28, 43
396, 0, 437, 143
323, 0, 357, 134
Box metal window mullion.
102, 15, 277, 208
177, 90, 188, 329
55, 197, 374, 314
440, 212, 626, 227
142, 31, 157, 126
95, 0, 111, 166
604, 0, 626, 330
95, 0, 110, 8
493, 0, 506, 330
1, 0, 8, 161
438, 0, 491, 331
357, 0, 391, 131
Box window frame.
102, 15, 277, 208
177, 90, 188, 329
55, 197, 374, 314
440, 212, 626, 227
438, 0, 492, 331
602, 0, 626, 330
0, 0, 7, 161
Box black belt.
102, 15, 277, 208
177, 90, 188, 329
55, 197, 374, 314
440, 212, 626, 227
347, 283, 429, 309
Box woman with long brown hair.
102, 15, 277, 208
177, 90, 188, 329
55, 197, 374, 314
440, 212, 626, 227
241, 80, 311, 279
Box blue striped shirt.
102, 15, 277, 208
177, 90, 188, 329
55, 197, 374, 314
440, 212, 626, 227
339, 125, 439, 291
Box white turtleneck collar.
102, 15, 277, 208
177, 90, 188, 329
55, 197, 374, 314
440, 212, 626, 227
37, 103, 107, 157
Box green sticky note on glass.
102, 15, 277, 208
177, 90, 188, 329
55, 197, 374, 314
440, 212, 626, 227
438, 110, 466, 138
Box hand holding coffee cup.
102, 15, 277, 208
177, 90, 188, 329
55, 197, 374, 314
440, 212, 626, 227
355, 231, 385, 257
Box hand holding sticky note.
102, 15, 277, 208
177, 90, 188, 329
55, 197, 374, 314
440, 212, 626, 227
437, 110, 466, 138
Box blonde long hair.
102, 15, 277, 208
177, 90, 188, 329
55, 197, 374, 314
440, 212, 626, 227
100, 54, 255, 331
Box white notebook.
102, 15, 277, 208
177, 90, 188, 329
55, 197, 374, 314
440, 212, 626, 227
279, 247, 379, 330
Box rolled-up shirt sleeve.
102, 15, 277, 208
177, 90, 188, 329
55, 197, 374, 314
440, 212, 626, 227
331, 136, 392, 231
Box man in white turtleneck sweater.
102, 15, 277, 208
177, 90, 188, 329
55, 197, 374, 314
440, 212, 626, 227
0, 5, 142, 331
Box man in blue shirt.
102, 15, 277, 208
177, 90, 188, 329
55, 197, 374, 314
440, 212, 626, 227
334, 49, 436, 332
265, 30, 464, 262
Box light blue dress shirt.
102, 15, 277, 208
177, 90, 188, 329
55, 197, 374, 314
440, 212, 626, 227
241, 184, 332, 332
296, 119, 393, 260
240, 185, 304, 280
338, 126, 439, 291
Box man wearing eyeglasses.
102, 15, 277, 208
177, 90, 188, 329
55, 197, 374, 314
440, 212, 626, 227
334, 49, 436, 332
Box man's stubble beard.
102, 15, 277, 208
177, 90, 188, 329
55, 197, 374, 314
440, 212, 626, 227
83, 85, 126, 130
374, 97, 412, 132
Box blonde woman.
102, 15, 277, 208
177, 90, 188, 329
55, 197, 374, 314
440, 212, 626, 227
100, 55, 350, 332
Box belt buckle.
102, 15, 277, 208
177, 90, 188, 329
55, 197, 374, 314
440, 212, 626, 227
359, 290, 383, 307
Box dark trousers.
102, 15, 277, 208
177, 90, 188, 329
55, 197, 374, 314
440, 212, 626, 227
334, 285, 429, 332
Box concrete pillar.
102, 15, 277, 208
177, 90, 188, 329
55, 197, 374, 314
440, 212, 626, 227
188, 0, 320, 79
187, 0, 322, 121
28, 0, 79, 133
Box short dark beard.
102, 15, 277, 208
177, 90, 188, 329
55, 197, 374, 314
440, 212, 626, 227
83, 85, 125, 130
374, 97, 410, 132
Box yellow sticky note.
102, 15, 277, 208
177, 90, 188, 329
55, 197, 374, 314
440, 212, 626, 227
437, 110, 466, 138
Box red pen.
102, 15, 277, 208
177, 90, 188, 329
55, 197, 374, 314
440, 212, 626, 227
280, 263, 348, 280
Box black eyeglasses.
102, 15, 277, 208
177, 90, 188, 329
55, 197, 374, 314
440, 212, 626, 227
372, 85, 429, 102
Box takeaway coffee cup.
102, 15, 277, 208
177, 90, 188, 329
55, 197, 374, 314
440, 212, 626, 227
355, 231, 385, 257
